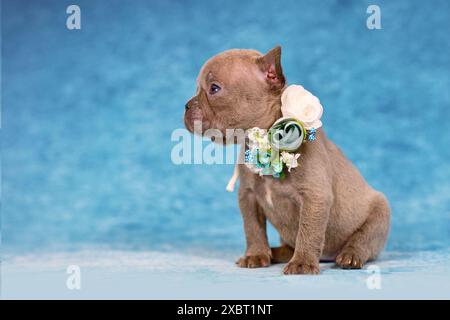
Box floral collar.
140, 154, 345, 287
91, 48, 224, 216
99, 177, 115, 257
226, 85, 324, 191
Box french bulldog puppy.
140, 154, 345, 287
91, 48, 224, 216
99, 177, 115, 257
184, 46, 390, 274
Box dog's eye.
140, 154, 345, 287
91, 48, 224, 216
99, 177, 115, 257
209, 83, 221, 95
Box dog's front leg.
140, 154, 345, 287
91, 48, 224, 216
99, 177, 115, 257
283, 193, 331, 275
236, 186, 271, 268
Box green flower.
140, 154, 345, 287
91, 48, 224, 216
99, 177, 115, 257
256, 150, 271, 168
268, 118, 306, 152
270, 157, 283, 173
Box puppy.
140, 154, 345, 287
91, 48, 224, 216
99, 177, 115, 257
184, 46, 390, 274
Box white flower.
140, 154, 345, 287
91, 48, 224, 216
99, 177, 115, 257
247, 127, 269, 150
257, 140, 271, 151
280, 151, 301, 172
281, 85, 323, 130
247, 127, 265, 141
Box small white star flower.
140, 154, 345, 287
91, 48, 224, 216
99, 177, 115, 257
280, 151, 301, 172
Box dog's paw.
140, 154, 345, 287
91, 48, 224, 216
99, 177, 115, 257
283, 261, 320, 275
236, 254, 271, 268
335, 249, 365, 269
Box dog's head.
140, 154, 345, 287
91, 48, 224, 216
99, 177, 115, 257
184, 46, 285, 141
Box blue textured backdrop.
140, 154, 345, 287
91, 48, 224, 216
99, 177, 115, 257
2, 0, 449, 254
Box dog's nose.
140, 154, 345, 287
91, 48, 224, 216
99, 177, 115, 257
185, 97, 198, 111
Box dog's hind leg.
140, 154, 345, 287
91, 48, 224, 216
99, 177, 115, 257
335, 193, 390, 269
271, 240, 294, 263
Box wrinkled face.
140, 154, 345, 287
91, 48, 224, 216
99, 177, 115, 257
184, 47, 285, 142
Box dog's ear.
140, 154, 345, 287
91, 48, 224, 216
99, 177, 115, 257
256, 46, 285, 91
